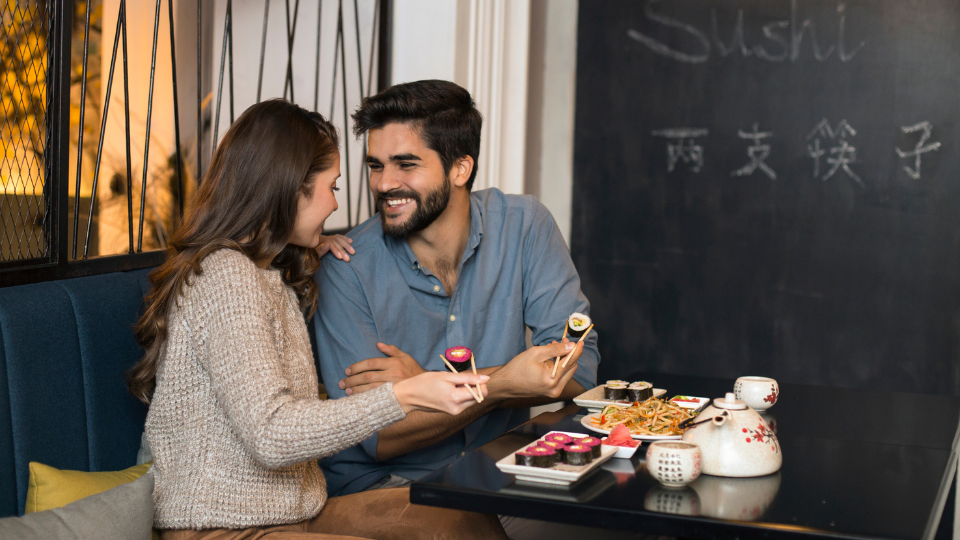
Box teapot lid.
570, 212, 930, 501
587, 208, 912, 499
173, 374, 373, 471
713, 392, 747, 410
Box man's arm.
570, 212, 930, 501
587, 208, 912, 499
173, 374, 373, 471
520, 201, 600, 391
376, 341, 584, 460
341, 345, 585, 408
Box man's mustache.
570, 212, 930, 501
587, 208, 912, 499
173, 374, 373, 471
376, 190, 421, 209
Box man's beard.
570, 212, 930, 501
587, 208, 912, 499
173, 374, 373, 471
376, 180, 450, 238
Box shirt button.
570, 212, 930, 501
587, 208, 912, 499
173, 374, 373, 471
450, 315, 456, 322
434, 285, 440, 292
460, 451, 466, 457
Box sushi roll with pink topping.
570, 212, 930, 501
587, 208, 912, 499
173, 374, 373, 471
444, 346, 473, 372
518, 445, 556, 467
537, 440, 567, 461
544, 432, 574, 445
564, 444, 593, 465
574, 437, 602, 458
515, 447, 555, 467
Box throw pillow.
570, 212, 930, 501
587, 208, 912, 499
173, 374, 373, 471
26, 460, 152, 513
0, 470, 154, 540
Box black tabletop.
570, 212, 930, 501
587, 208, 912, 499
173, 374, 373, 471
411, 372, 960, 540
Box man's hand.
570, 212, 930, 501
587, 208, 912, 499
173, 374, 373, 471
339, 342, 426, 395
488, 340, 583, 401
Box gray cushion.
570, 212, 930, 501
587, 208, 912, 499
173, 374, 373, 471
0, 471, 153, 540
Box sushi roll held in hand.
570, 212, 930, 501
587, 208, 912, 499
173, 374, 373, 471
444, 346, 473, 372
567, 313, 593, 339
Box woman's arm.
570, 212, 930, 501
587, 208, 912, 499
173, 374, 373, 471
192, 251, 485, 469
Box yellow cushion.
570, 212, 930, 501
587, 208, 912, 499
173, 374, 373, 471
26, 461, 152, 514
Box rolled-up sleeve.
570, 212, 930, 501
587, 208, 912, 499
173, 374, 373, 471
520, 202, 600, 391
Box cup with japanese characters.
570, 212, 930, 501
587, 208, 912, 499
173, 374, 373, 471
734, 376, 779, 412
646, 441, 702, 488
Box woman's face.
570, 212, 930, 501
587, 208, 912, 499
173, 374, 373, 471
289, 153, 341, 249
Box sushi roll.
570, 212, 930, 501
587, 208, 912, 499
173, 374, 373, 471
544, 432, 574, 445
444, 346, 473, 372
525, 445, 557, 466
537, 440, 567, 461
604, 383, 628, 401
574, 437, 602, 458
515, 447, 555, 468
627, 381, 653, 402
567, 313, 593, 339
564, 444, 593, 466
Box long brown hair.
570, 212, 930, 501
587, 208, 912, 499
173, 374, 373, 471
127, 99, 339, 403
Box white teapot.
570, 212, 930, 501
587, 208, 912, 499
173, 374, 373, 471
681, 392, 781, 477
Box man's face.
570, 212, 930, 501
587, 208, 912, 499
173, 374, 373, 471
366, 122, 451, 238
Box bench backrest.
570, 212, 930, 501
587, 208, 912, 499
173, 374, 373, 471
0, 268, 153, 516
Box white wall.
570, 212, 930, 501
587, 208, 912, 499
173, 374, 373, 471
390, 0, 577, 242
391, 0, 533, 198
525, 0, 578, 246
391, 0, 458, 82
210, 0, 380, 231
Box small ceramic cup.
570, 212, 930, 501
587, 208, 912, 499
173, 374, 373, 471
734, 376, 779, 412
646, 441, 702, 487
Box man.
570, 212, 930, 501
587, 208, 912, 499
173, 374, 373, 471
313, 80, 599, 497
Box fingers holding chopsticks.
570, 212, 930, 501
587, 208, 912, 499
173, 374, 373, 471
551, 324, 593, 378
392, 371, 489, 415
439, 355, 485, 403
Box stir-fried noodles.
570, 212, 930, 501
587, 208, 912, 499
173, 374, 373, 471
591, 398, 694, 436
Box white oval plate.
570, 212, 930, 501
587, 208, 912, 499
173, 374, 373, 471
580, 412, 682, 441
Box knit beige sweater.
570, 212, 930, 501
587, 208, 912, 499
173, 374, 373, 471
146, 249, 405, 529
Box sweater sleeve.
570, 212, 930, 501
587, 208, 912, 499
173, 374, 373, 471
190, 250, 406, 469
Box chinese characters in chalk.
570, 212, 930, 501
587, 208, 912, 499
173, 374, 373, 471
651, 128, 709, 173
653, 120, 942, 185
732, 123, 776, 180
896, 121, 941, 180
806, 119, 862, 187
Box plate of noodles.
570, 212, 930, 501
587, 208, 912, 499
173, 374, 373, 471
580, 398, 698, 441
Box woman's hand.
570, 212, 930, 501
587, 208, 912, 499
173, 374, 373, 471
317, 234, 355, 261
392, 372, 490, 415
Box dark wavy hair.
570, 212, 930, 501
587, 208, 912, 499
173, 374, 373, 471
351, 79, 482, 190
126, 99, 339, 404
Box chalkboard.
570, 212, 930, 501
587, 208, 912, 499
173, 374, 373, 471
572, 0, 960, 395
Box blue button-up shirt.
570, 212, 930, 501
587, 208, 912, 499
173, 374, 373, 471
313, 188, 599, 496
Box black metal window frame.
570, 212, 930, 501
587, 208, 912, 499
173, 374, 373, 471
0, 0, 392, 288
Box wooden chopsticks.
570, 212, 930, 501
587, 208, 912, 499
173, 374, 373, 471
551, 324, 594, 378
439, 355, 483, 403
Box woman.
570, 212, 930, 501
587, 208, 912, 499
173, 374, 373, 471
127, 99, 505, 540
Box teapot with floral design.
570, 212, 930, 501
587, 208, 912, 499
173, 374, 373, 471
681, 393, 781, 477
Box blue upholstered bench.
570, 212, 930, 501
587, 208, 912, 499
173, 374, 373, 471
0, 268, 153, 517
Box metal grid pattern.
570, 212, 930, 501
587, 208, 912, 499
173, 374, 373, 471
1, 0, 50, 262
0, 0, 390, 286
